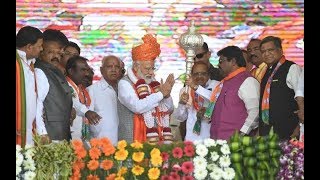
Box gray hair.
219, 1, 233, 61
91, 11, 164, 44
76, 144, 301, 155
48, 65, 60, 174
101, 55, 121, 67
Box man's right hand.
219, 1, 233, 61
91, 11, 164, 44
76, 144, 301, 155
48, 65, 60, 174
85, 110, 102, 125
179, 92, 189, 105
160, 73, 175, 98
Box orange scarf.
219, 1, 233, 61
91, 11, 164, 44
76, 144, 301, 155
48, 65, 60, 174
204, 67, 246, 120
261, 56, 286, 125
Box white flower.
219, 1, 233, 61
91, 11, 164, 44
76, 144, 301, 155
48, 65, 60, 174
24, 171, 36, 180
23, 160, 36, 171
24, 144, 34, 150
207, 163, 218, 171
223, 167, 236, 180
16, 152, 24, 166
193, 156, 207, 170
219, 155, 231, 168
209, 167, 223, 180
220, 144, 231, 155
196, 144, 208, 157
194, 168, 208, 180
210, 151, 219, 162
16, 166, 22, 176
16, 145, 22, 152
216, 139, 227, 145
193, 139, 203, 146
203, 138, 216, 147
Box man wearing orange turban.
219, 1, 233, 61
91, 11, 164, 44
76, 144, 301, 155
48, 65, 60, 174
117, 34, 175, 144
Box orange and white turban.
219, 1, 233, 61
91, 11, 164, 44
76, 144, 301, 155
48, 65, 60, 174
132, 34, 161, 61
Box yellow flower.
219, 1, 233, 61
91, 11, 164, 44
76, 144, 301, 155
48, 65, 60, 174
132, 152, 145, 163
115, 177, 125, 180
148, 167, 160, 179
150, 148, 161, 157
131, 165, 145, 176
117, 140, 127, 149
115, 149, 128, 161
131, 140, 143, 149
150, 155, 163, 166
117, 167, 128, 177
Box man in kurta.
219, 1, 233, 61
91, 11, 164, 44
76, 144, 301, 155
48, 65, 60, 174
188, 46, 260, 140
16, 26, 48, 146
117, 34, 175, 144
247, 39, 267, 83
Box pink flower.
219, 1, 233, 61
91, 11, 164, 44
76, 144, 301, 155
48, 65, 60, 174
169, 172, 180, 180
162, 162, 169, 169
184, 141, 193, 146
172, 147, 183, 159
184, 145, 195, 157
172, 164, 181, 171
182, 175, 194, 180
181, 161, 194, 174
161, 152, 169, 161
161, 175, 170, 180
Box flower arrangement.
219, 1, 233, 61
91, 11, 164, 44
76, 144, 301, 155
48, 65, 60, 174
192, 139, 235, 180
158, 141, 196, 179
277, 139, 304, 179
16, 144, 36, 180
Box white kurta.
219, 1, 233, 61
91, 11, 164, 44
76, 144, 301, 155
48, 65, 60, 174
67, 80, 90, 140
173, 80, 219, 142
17, 49, 47, 145
87, 78, 119, 145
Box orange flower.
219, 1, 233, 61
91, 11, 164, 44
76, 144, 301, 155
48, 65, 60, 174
100, 137, 112, 146
148, 167, 160, 179
90, 138, 100, 147
87, 160, 99, 171
106, 173, 116, 180
102, 145, 116, 156
89, 147, 101, 160
132, 152, 145, 163
71, 168, 81, 180
70, 173, 81, 180
130, 140, 143, 149
117, 140, 127, 149
150, 155, 163, 166
73, 159, 85, 170
114, 149, 128, 161
76, 148, 87, 159
131, 165, 144, 176
150, 148, 161, 157
101, 159, 113, 171
87, 174, 99, 180
72, 140, 83, 150
117, 167, 127, 177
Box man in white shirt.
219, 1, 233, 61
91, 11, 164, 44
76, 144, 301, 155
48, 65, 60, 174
65, 56, 101, 141
118, 34, 175, 144
186, 46, 260, 140
259, 36, 302, 140
173, 61, 219, 141
87, 55, 121, 145
16, 26, 48, 146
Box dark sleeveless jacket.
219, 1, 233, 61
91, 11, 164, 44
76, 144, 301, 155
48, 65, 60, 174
35, 60, 73, 141
259, 60, 299, 140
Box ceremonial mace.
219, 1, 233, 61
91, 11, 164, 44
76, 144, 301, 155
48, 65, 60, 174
178, 20, 204, 92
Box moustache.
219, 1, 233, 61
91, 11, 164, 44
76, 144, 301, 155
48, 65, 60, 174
250, 55, 258, 59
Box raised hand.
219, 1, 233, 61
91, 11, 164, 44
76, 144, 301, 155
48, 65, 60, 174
185, 75, 196, 89
160, 73, 175, 98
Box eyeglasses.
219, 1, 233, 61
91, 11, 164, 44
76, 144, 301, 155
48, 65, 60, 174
192, 72, 208, 77
194, 51, 208, 60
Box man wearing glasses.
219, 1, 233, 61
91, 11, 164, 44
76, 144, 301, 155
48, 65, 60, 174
180, 42, 223, 141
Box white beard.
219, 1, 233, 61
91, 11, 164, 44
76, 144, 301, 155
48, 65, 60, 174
136, 69, 156, 84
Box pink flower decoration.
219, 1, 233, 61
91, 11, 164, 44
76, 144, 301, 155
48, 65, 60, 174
181, 161, 194, 174
184, 145, 195, 157
161, 152, 169, 161
172, 164, 181, 171
161, 175, 170, 180
172, 147, 183, 159
182, 176, 194, 180
169, 172, 181, 180
184, 141, 193, 146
